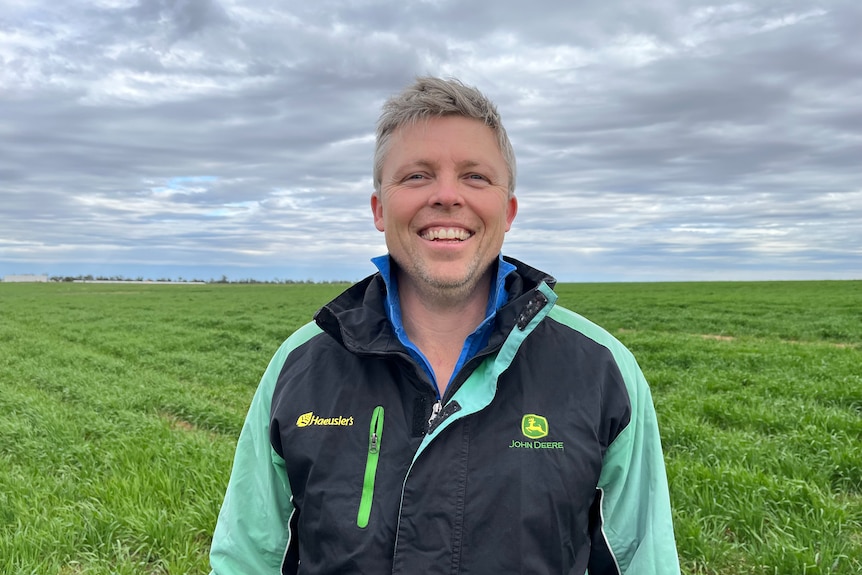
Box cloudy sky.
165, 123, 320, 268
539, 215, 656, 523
1, 0, 860, 282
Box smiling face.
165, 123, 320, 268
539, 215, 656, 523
372, 115, 517, 303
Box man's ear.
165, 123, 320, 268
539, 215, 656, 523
504, 195, 518, 231
371, 193, 385, 232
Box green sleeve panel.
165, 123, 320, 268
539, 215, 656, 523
548, 306, 680, 575
210, 322, 323, 575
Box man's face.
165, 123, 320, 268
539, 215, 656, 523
372, 115, 517, 300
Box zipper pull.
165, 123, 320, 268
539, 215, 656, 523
428, 400, 442, 427
427, 400, 462, 434
358, 406, 384, 529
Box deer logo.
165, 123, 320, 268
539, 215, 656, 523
521, 414, 549, 439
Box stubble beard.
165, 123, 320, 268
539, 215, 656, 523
396, 252, 494, 309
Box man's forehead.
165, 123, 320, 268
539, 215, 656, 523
388, 117, 501, 156
393, 115, 490, 136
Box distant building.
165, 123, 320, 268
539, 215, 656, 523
2, 274, 50, 283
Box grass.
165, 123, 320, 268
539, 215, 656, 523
1, 280, 860, 574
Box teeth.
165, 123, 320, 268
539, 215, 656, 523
422, 228, 471, 241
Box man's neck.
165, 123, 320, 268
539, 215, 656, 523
398, 265, 492, 327
397, 272, 492, 394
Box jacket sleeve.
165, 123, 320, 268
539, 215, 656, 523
593, 349, 680, 575
209, 342, 296, 575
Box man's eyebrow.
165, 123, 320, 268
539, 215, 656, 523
457, 160, 503, 176
393, 159, 497, 174
396, 159, 438, 171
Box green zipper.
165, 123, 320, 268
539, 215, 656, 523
357, 405, 384, 528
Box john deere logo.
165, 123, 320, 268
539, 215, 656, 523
521, 414, 548, 439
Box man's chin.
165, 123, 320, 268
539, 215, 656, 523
421, 265, 476, 289
393, 257, 494, 300
418, 267, 493, 300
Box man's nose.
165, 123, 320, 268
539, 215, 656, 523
428, 174, 463, 207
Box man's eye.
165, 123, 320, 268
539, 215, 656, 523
468, 174, 489, 182
406, 174, 426, 180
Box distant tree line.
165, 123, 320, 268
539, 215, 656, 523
48, 274, 351, 284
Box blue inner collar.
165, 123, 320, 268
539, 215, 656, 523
371, 254, 516, 397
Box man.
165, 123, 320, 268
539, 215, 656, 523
210, 77, 680, 574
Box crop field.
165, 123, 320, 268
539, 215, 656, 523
1, 280, 860, 574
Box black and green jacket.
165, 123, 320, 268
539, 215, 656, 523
210, 258, 680, 574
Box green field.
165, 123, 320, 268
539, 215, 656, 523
1, 280, 860, 574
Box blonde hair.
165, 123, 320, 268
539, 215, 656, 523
373, 76, 516, 197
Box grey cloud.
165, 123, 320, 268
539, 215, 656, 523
1, 0, 859, 281
129, 0, 231, 36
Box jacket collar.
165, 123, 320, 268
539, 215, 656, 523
370, 254, 517, 340
369, 254, 517, 389
313, 255, 556, 358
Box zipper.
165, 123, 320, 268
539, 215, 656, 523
357, 405, 384, 528
427, 400, 461, 434
427, 400, 442, 428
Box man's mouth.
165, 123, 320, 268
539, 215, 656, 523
420, 227, 473, 241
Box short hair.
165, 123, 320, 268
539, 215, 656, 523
373, 76, 517, 197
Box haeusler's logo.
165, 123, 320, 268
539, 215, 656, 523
296, 411, 354, 427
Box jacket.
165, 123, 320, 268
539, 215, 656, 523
210, 257, 680, 574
